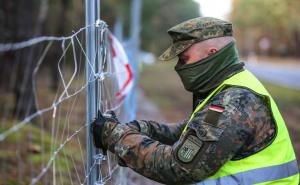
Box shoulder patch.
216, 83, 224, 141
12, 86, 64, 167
204, 105, 224, 125
177, 135, 202, 163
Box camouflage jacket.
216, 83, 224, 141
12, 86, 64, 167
103, 87, 276, 184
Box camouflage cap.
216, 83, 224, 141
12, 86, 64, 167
158, 17, 233, 61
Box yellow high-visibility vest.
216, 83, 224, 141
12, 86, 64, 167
183, 70, 299, 185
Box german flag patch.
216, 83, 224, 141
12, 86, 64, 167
208, 105, 225, 113
204, 105, 225, 126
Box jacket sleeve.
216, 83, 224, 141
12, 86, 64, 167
105, 88, 271, 184
124, 119, 186, 145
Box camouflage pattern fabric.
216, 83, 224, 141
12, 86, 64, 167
102, 87, 276, 184
159, 17, 233, 61
125, 119, 187, 145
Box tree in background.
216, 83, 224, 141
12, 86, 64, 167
0, 0, 200, 119
0, 0, 84, 119
101, 0, 200, 55
140, 0, 200, 55
0, 0, 44, 119
231, 0, 300, 57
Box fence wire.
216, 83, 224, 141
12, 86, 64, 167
0, 20, 130, 185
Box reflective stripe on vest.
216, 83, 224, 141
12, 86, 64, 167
183, 70, 299, 185
196, 160, 298, 185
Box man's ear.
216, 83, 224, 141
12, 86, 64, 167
207, 47, 218, 56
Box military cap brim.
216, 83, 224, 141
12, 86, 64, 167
158, 39, 196, 61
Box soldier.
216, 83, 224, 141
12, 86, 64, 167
92, 17, 299, 184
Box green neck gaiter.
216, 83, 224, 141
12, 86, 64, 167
175, 42, 241, 93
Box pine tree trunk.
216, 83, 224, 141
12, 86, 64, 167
0, 0, 48, 119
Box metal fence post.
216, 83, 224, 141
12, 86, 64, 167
85, 0, 100, 185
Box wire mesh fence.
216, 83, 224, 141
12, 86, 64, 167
0, 18, 133, 185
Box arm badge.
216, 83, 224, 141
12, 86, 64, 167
177, 135, 203, 163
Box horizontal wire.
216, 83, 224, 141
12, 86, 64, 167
0, 20, 107, 52
0, 25, 90, 52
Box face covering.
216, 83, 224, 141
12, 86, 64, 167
175, 42, 241, 93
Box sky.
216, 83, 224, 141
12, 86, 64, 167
193, 0, 233, 20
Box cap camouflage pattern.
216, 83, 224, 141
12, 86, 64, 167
158, 17, 233, 61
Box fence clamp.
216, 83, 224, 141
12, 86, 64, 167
93, 153, 106, 165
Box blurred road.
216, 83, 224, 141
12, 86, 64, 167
245, 61, 300, 89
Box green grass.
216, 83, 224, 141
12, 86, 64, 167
262, 82, 300, 105
0, 119, 85, 183
0, 71, 87, 184
0, 120, 53, 151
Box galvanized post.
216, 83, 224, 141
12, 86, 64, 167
85, 0, 100, 185
130, 0, 142, 60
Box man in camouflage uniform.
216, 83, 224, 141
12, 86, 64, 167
92, 17, 299, 184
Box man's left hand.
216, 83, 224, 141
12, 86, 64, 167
91, 110, 120, 151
